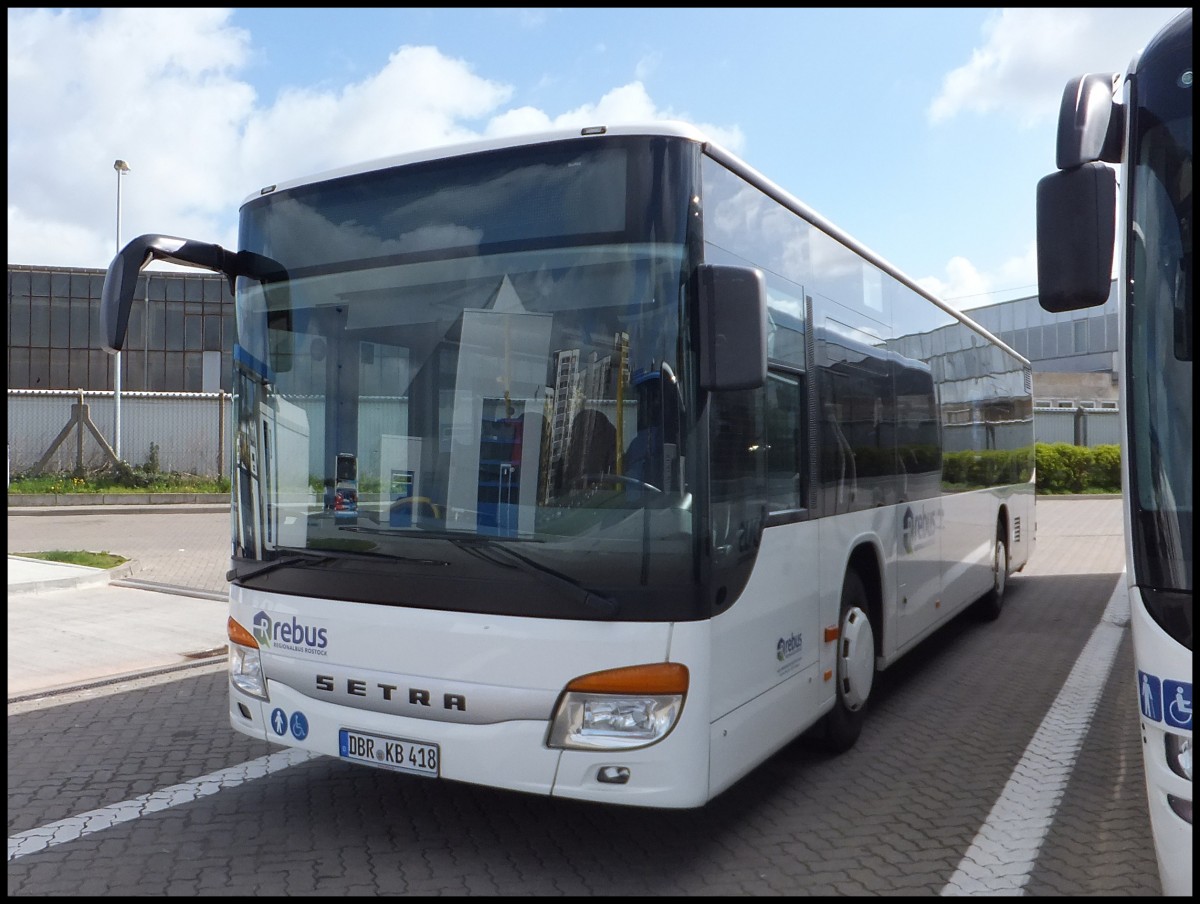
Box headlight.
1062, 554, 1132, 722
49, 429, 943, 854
1165, 732, 1193, 782
547, 663, 687, 750
228, 616, 268, 700
1165, 732, 1193, 824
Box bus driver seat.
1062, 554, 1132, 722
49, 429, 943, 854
563, 408, 617, 490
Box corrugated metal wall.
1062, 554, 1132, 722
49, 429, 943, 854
1031, 407, 1121, 446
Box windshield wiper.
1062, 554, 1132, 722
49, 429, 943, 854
451, 538, 619, 618
229, 545, 450, 584
334, 526, 618, 616
227, 550, 334, 584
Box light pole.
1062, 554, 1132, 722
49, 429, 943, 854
113, 159, 130, 461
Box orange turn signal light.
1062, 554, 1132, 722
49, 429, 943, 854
227, 617, 258, 648
566, 662, 689, 695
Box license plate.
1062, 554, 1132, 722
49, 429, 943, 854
338, 728, 440, 777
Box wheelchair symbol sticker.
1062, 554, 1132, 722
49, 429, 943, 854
289, 710, 309, 740
1163, 680, 1192, 731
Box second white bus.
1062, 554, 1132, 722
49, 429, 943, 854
1035, 9, 1191, 894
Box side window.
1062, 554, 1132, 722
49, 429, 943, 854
765, 370, 805, 513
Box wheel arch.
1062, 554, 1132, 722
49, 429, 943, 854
845, 541, 884, 659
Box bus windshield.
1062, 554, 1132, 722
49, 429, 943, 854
228, 137, 702, 620
1126, 28, 1193, 596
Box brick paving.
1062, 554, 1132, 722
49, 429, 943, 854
5, 495, 1167, 895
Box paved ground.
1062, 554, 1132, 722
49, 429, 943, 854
7, 502, 231, 595
7, 495, 1168, 896
7, 504, 231, 699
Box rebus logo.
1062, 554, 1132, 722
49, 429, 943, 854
252, 611, 273, 648
902, 505, 942, 554
252, 610, 329, 652
777, 632, 803, 661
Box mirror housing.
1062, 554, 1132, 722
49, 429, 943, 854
1055, 73, 1123, 169
1036, 163, 1116, 313
695, 264, 767, 391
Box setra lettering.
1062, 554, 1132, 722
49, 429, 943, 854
315, 675, 468, 711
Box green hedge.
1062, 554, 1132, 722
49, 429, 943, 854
939, 443, 1119, 494
1035, 442, 1121, 494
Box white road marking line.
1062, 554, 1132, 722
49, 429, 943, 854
941, 573, 1130, 895
7, 748, 316, 862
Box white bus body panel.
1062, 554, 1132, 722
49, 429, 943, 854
1130, 581, 1193, 898
228, 586, 718, 808
708, 520, 828, 799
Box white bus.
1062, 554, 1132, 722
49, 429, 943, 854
101, 121, 1035, 809
1035, 9, 1191, 896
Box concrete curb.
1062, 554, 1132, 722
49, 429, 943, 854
109, 577, 228, 602
7, 492, 229, 507
7, 557, 135, 594
8, 501, 230, 516
7, 656, 228, 706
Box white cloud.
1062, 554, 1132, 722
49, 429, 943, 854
928, 8, 1187, 128
7, 10, 726, 271
917, 242, 1038, 312
240, 45, 513, 185
7, 8, 256, 266
922, 8, 1182, 307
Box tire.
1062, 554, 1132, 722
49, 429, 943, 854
818, 570, 875, 753
977, 522, 1009, 622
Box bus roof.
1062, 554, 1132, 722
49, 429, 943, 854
241, 120, 711, 206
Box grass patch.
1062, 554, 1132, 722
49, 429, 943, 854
12, 550, 129, 569
8, 471, 229, 495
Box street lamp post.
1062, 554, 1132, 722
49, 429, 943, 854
113, 159, 130, 461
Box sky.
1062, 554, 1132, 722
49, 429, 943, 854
6, 7, 1186, 312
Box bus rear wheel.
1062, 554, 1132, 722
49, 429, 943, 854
819, 570, 875, 753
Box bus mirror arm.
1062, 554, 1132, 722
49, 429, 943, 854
100, 234, 288, 354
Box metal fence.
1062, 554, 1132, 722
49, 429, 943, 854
7, 389, 231, 478
7, 390, 1122, 481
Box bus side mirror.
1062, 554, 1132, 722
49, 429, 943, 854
1035, 162, 1116, 313
696, 264, 767, 391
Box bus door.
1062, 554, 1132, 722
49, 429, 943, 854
894, 361, 943, 647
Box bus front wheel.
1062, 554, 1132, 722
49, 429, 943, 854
819, 571, 875, 753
